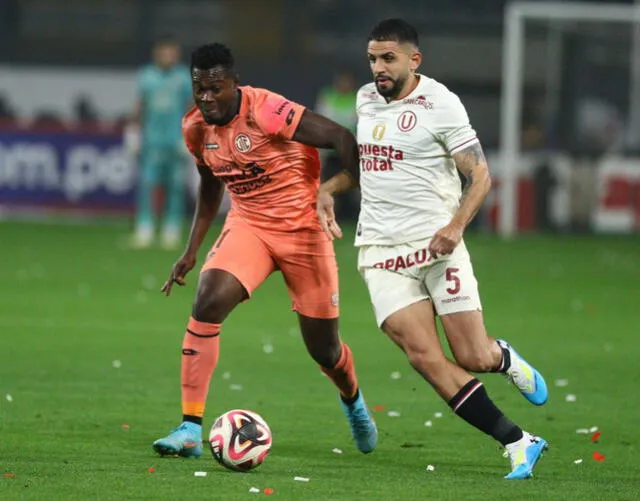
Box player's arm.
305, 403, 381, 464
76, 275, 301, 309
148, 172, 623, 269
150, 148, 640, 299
184, 165, 225, 257
450, 142, 492, 230
290, 110, 358, 240
293, 109, 359, 240
123, 99, 144, 155
161, 164, 224, 296
125, 69, 147, 154
292, 109, 359, 192
428, 142, 491, 258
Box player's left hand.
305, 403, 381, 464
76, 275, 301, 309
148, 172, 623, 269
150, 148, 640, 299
428, 223, 463, 259
317, 189, 343, 240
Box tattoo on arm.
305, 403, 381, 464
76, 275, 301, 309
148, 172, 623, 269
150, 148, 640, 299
454, 143, 486, 177
451, 142, 491, 223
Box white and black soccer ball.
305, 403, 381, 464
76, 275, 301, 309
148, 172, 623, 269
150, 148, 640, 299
208, 409, 272, 471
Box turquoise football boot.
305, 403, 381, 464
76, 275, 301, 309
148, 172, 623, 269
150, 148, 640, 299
340, 390, 378, 454
152, 422, 203, 458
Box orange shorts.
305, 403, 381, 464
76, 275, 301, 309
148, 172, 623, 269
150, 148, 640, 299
201, 214, 339, 319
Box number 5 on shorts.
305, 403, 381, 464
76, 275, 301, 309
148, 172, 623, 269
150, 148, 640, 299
445, 267, 460, 295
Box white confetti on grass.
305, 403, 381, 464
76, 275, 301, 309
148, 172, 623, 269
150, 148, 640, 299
141, 275, 157, 290
424, 420, 433, 427
589, 426, 599, 433
194, 471, 207, 477
570, 299, 584, 312
249, 487, 261, 493
222, 372, 231, 380
434, 412, 443, 418
6, 394, 13, 402
263, 344, 274, 354
565, 394, 577, 402
574, 459, 583, 465
426, 465, 435, 471
387, 411, 401, 417
390, 371, 401, 380
554, 379, 569, 387
332, 448, 343, 454
229, 384, 243, 391
294, 476, 310, 482
576, 428, 590, 434
112, 360, 122, 369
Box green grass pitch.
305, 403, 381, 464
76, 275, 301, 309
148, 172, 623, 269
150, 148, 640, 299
1, 221, 639, 500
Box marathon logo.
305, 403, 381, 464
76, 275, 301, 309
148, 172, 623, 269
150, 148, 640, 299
359, 143, 404, 172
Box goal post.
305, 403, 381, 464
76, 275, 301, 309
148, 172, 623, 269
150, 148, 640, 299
499, 1, 640, 237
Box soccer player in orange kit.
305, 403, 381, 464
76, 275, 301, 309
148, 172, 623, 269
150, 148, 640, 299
152, 43, 377, 458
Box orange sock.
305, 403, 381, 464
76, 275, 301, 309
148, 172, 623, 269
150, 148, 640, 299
181, 317, 221, 419
320, 342, 359, 399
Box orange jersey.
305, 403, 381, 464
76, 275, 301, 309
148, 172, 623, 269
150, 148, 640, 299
182, 86, 321, 232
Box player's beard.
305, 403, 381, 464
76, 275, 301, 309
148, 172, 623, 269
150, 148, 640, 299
375, 74, 408, 100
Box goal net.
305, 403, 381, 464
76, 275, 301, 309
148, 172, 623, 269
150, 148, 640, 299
497, 1, 640, 237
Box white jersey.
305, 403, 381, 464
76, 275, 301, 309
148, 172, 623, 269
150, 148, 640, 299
354, 74, 478, 246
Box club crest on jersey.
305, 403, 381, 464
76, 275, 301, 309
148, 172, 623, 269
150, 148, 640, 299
397, 111, 417, 132
372, 124, 386, 141
234, 134, 252, 153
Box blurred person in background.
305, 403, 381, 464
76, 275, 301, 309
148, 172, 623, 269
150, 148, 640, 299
74, 94, 99, 125
315, 71, 359, 220
125, 37, 192, 249
0, 92, 15, 120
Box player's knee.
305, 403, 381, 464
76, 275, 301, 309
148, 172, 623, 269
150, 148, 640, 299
192, 283, 232, 324
309, 342, 341, 369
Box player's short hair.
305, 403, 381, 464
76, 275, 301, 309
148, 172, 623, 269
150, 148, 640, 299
190, 43, 235, 75
368, 19, 419, 47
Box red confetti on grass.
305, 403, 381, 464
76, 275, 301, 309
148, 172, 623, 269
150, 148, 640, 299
122, 424, 130, 430
148, 467, 155, 473
591, 431, 601, 442
3, 473, 16, 478
592, 452, 605, 462
263, 488, 275, 495
373, 405, 386, 412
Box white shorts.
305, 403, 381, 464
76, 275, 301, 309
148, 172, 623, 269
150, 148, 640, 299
358, 238, 482, 327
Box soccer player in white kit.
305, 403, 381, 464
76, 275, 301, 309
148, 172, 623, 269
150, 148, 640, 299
317, 19, 549, 479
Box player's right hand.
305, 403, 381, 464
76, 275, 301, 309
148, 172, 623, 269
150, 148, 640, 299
161, 253, 196, 296
317, 189, 343, 241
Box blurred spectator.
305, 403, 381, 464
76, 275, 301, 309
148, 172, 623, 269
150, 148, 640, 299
32, 111, 65, 128
0, 92, 15, 119
316, 71, 358, 132
576, 97, 623, 155
125, 37, 192, 249
315, 70, 359, 220
74, 94, 100, 124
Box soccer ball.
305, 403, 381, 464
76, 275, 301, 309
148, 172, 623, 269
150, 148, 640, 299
208, 409, 272, 471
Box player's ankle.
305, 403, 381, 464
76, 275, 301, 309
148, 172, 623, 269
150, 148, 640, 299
183, 414, 203, 426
